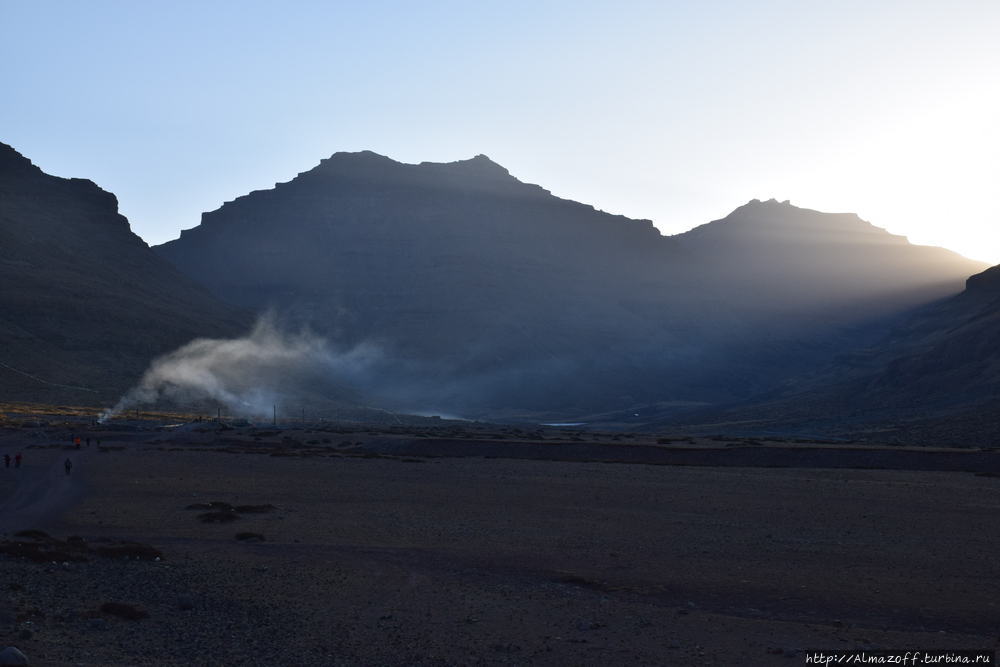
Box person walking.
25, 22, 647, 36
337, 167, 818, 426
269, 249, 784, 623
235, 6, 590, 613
64, 458, 73, 476
14, 453, 22, 468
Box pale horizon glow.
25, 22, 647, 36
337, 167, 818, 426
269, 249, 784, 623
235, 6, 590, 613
2, 1, 998, 263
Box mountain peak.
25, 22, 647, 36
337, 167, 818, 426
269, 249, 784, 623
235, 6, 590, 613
468, 153, 506, 170
966, 265, 1000, 294
745, 197, 793, 207
323, 149, 396, 163
0, 141, 44, 178
730, 198, 817, 220
308, 150, 515, 184
313, 150, 398, 173
0, 141, 120, 214
679, 198, 881, 244
422, 153, 513, 180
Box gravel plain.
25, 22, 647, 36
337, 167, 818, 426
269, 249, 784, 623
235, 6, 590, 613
0, 421, 998, 665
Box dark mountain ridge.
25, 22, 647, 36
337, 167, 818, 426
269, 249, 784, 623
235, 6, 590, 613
650, 262, 1000, 444
156, 151, 987, 418
0, 141, 248, 404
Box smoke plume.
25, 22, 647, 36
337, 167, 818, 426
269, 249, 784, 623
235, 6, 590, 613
100, 315, 381, 421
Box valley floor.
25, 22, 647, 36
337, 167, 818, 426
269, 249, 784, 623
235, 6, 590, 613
0, 417, 997, 665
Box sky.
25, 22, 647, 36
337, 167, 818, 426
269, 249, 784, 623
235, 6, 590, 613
2, 0, 998, 263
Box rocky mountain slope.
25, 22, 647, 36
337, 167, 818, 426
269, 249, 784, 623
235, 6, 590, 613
650, 264, 1000, 444
155, 151, 987, 418
0, 142, 247, 405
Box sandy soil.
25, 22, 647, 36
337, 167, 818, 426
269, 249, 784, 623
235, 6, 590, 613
0, 420, 998, 666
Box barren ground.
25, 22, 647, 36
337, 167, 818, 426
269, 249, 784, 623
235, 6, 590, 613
0, 415, 998, 666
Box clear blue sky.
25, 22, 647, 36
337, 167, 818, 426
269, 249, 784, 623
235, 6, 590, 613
2, 0, 998, 262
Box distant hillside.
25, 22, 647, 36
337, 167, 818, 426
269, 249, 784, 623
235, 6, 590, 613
675, 199, 980, 324
649, 264, 1000, 445
156, 152, 987, 418
0, 142, 248, 405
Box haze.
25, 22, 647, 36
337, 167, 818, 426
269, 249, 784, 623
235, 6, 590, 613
2, 0, 997, 262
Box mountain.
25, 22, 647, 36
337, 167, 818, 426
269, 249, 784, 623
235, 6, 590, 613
0, 142, 247, 405
650, 263, 1000, 444
675, 199, 979, 322
155, 151, 987, 419
828, 263, 1000, 444
862, 264, 1000, 407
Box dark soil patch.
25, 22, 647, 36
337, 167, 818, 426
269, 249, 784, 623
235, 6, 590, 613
0, 540, 89, 563
185, 501, 234, 511
235, 532, 266, 542
234, 504, 276, 513
93, 542, 163, 560
0, 533, 162, 563
99, 602, 149, 620
551, 572, 608, 591
198, 511, 240, 523
13, 529, 51, 540
187, 500, 275, 522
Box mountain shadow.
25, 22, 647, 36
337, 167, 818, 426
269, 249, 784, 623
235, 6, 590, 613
0, 142, 248, 405
645, 264, 1000, 445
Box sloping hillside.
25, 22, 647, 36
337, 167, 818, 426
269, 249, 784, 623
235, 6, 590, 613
647, 265, 1000, 444
0, 142, 248, 404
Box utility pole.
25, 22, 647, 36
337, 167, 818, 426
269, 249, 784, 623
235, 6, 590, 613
217, 407, 221, 422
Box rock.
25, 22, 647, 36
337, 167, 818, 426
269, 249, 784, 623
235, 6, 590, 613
0, 646, 28, 665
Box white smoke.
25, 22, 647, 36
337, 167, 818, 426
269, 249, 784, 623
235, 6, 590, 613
100, 315, 381, 421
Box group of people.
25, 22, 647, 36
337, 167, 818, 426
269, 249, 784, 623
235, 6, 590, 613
3, 451, 73, 475
71, 435, 98, 449
2, 431, 96, 476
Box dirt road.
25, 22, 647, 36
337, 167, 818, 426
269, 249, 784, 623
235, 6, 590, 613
0, 444, 91, 533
